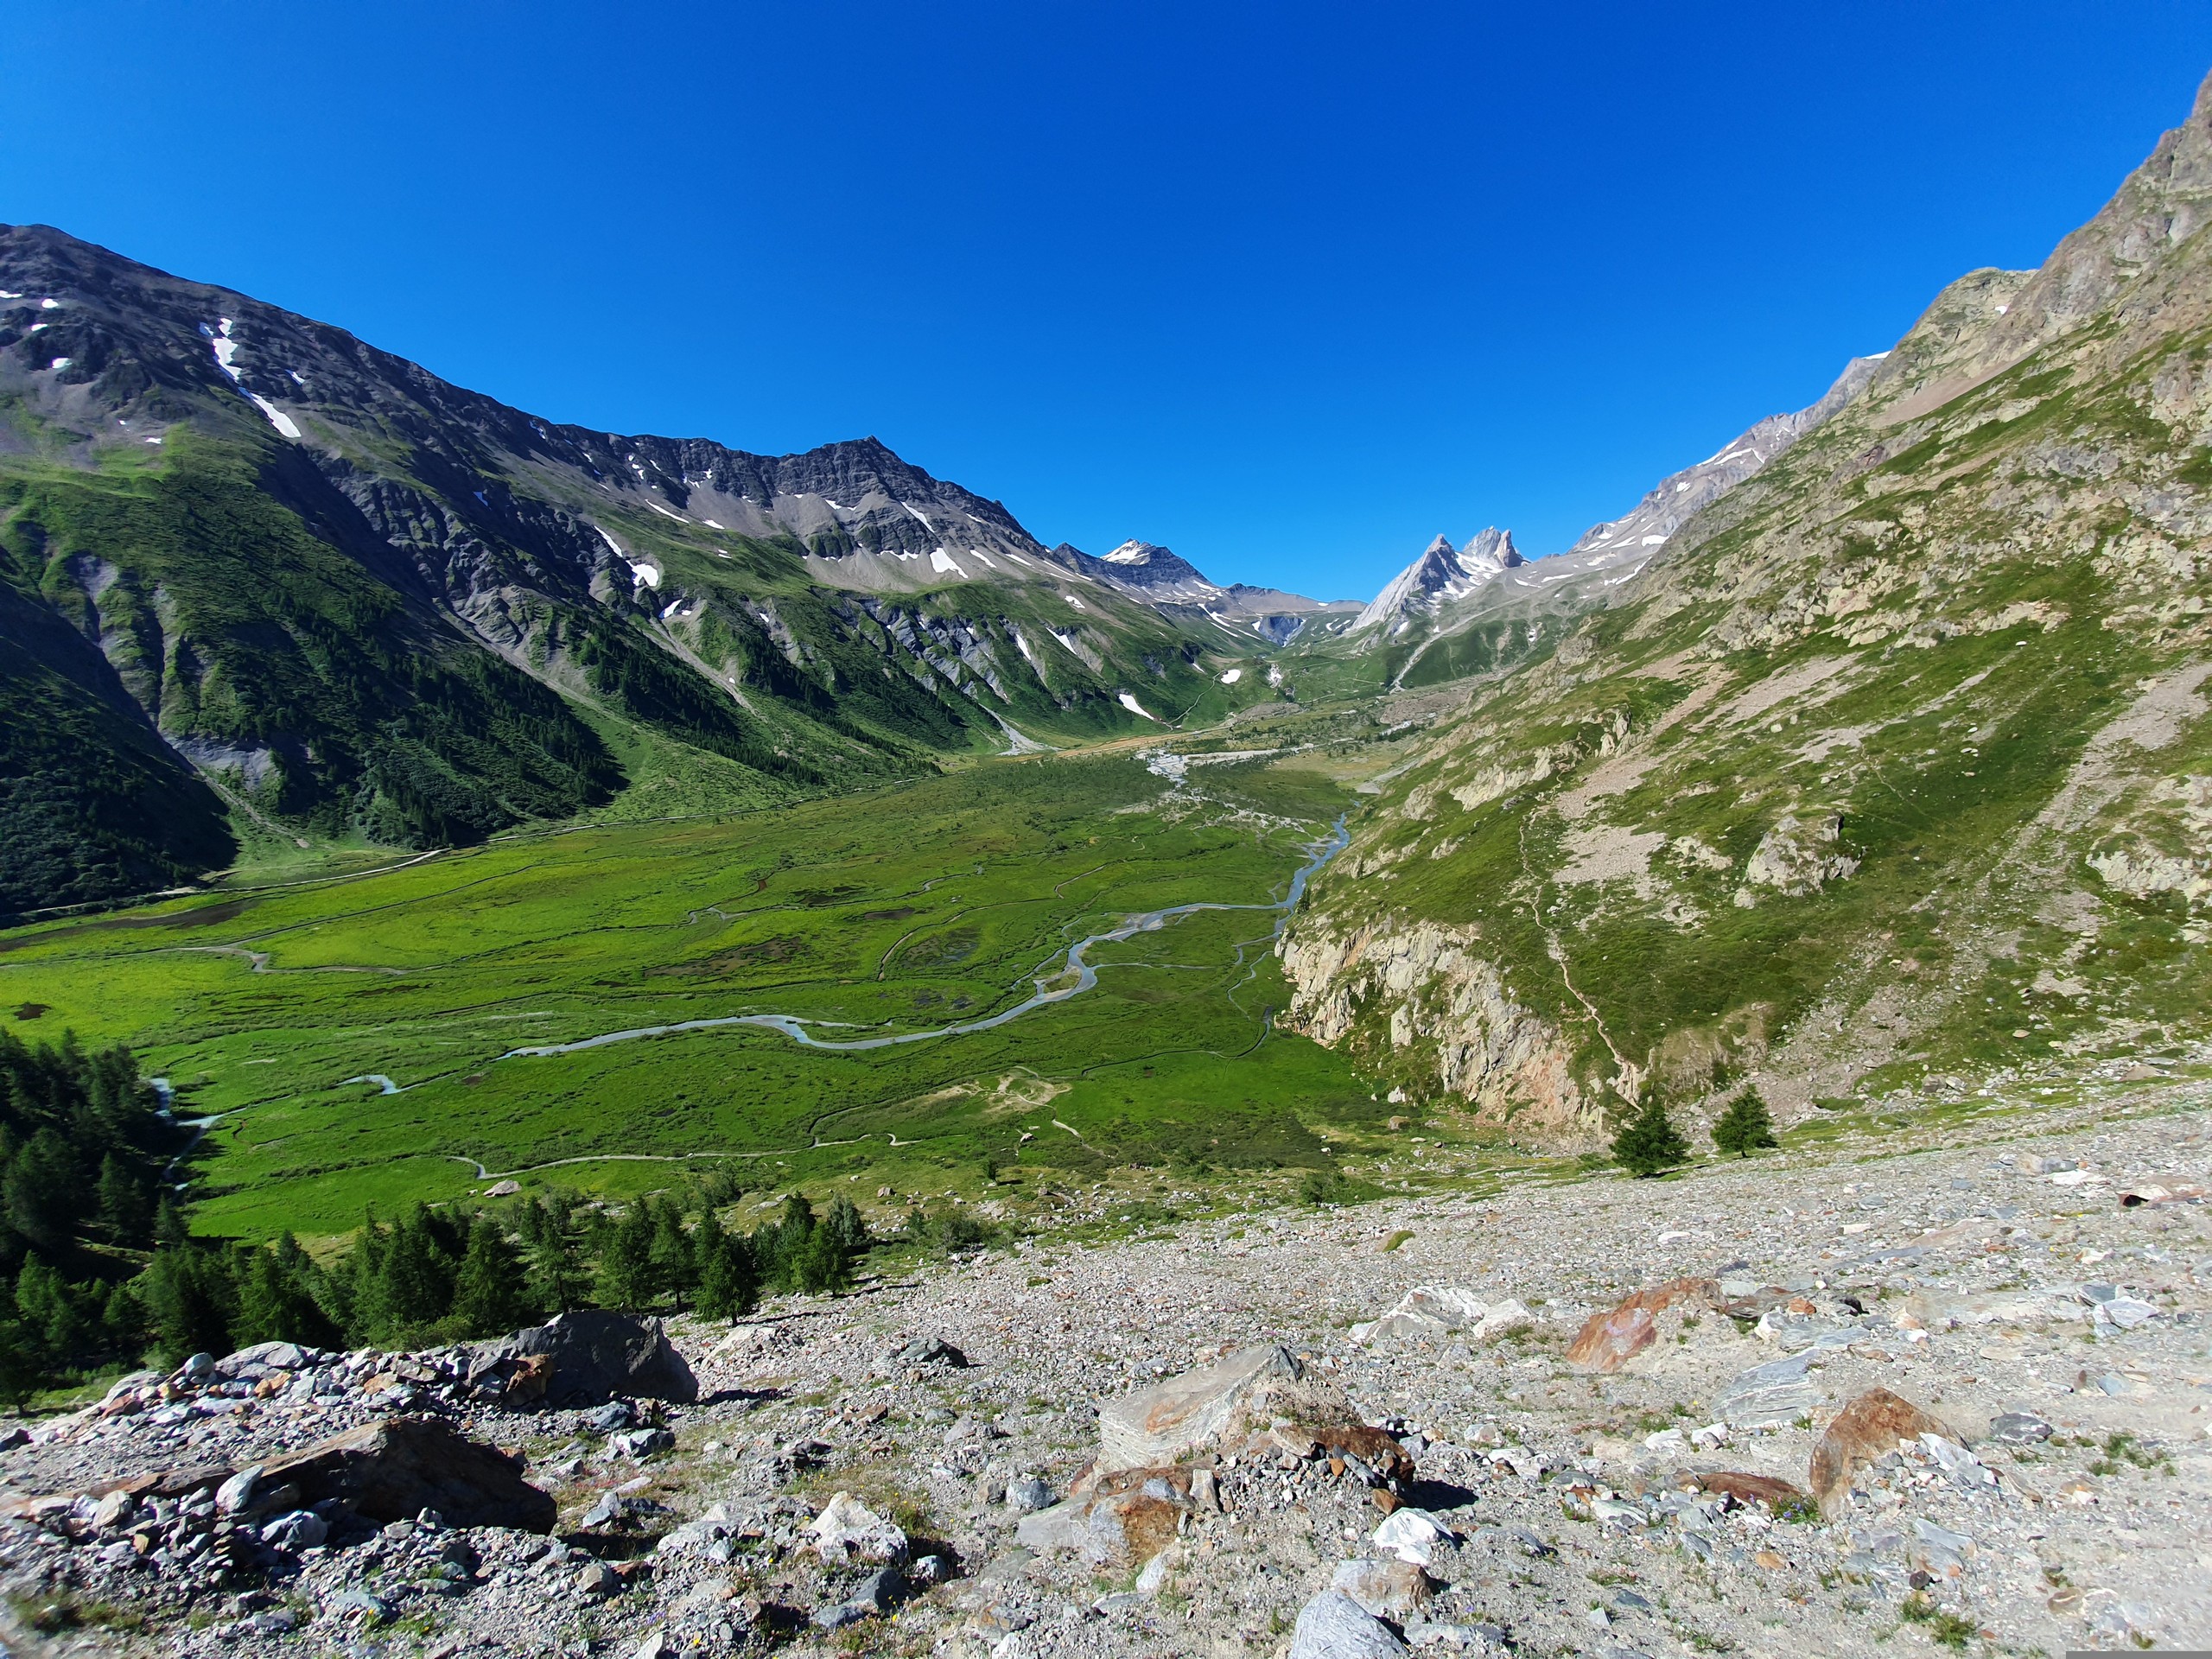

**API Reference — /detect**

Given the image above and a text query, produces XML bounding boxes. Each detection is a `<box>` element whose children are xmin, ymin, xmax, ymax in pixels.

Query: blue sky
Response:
<box><xmin>9</xmin><ymin>3</ymin><xmax>2211</xmax><ymax>600</ymax></box>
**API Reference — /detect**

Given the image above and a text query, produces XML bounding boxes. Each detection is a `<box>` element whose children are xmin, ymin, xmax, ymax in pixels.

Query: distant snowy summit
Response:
<box><xmin>1050</xmin><ymin>538</ymin><xmax>1362</xmax><ymax>644</ymax></box>
<box><xmin>1352</xmin><ymin>527</ymin><xmax>1522</xmax><ymax>634</ymax></box>
<box><xmin>1051</xmin><ymin>539</ymin><xmax>1223</xmax><ymax>601</ymax></box>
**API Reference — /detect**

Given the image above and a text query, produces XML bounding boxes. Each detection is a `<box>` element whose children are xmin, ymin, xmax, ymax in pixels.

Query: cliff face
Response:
<box><xmin>1280</xmin><ymin>72</ymin><xmax>2212</xmax><ymax>1149</ymax></box>
<box><xmin>1281</xmin><ymin>914</ymin><xmax>1604</xmax><ymax>1148</ymax></box>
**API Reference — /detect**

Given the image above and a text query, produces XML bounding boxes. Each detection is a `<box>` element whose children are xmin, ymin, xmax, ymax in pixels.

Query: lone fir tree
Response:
<box><xmin>1611</xmin><ymin>1096</ymin><xmax>1689</xmax><ymax>1178</ymax></box>
<box><xmin>1712</xmin><ymin>1090</ymin><xmax>1779</xmax><ymax>1159</ymax></box>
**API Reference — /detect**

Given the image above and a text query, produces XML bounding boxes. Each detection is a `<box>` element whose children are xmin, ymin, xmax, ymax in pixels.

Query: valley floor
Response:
<box><xmin>3</xmin><ymin>1083</ymin><xmax>2209</xmax><ymax>1656</ymax></box>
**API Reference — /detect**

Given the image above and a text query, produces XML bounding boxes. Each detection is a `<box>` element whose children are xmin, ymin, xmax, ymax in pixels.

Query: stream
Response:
<box><xmin>495</xmin><ymin>813</ymin><xmax>1349</xmax><ymax>1064</ymax></box>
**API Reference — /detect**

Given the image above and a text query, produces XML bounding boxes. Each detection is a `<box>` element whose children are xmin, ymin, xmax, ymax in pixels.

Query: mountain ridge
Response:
<box><xmin>0</xmin><ymin>226</ymin><xmax>1306</xmax><ymax>918</ymax></box>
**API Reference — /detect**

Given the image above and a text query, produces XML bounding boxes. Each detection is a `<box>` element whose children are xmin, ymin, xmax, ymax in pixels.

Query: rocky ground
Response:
<box><xmin>2</xmin><ymin>1085</ymin><xmax>2208</xmax><ymax>1659</ymax></box>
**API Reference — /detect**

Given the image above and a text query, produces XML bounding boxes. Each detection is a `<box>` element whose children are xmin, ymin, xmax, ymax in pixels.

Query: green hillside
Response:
<box><xmin>1278</xmin><ymin>80</ymin><xmax>2212</xmax><ymax>1149</ymax></box>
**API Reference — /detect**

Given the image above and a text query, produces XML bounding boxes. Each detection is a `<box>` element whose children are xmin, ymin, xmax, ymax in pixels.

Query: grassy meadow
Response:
<box><xmin>0</xmin><ymin>747</ymin><xmax>1389</xmax><ymax>1243</ymax></box>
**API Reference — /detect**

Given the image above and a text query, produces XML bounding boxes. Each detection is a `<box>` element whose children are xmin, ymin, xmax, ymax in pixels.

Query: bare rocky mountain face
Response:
<box><xmin>1351</xmin><ymin>531</ymin><xmax>1525</xmax><ymax>640</ymax></box>
<box><xmin>1</xmin><ymin>1088</ymin><xmax>2204</xmax><ymax>1655</ymax></box>
<box><xmin>1280</xmin><ymin>69</ymin><xmax>2212</xmax><ymax>1153</ymax></box>
<box><xmin>1556</xmin><ymin>354</ymin><xmax>1890</xmax><ymax>576</ymax></box>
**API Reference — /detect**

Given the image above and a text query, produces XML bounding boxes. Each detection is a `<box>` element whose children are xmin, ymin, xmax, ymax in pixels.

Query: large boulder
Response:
<box><xmin>1809</xmin><ymin>1389</ymin><xmax>1954</xmax><ymax>1518</ymax></box>
<box><xmin>1097</xmin><ymin>1345</ymin><xmax>1388</xmax><ymax>1476</ymax></box>
<box><xmin>472</xmin><ymin>1311</ymin><xmax>697</xmax><ymax>1408</ymax></box>
<box><xmin>1098</xmin><ymin>1344</ymin><xmax>1304</xmax><ymax>1471</ymax></box>
<box><xmin>1289</xmin><ymin>1590</ymin><xmax>1408</xmax><ymax>1658</ymax></box>
<box><xmin>1564</xmin><ymin>1276</ymin><xmax>1723</xmax><ymax>1373</ymax></box>
<box><xmin>259</xmin><ymin>1417</ymin><xmax>556</xmax><ymax>1532</ymax></box>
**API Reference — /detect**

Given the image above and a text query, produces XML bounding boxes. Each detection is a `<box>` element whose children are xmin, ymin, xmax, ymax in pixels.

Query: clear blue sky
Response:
<box><xmin>9</xmin><ymin>4</ymin><xmax>2211</xmax><ymax>600</ymax></box>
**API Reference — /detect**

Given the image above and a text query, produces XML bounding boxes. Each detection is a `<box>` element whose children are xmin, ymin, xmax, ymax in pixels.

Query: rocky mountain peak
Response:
<box><xmin>1460</xmin><ymin>526</ymin><xmax>1523</xmax><ymax>573</ymax></box>
<box><xmin>1351</xmin><ymin>525</ymin><xmax>1521</xmax><ymax>634</ymax></box>
<box><xmin>1046</xmin><ymin>539</ymin><xmax>1223</xmax><ymax>601</ymax></box>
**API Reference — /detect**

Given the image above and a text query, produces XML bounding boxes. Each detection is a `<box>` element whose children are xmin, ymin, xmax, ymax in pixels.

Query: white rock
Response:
<box><xmin>808</xmin><ymin>1491</ymin><xmax>907</xmax><ymax>1565</ymax></box>
<box><xmin>215</xmin><ymin>1465</ymin><xmax>264</xmax><ymax>1516</ymax></box>
<box><xmin>1372</xmin><ymin>1506</ymin><xmax>1452</xmax><ymax>1566</ymax></box>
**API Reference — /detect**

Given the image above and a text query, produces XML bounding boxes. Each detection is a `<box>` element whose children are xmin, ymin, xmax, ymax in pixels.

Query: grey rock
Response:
<box><xmin>214</xmin><ymin>1465</ymin><xmax>264</xmax><ymax>1516</ymax></box>
<box><xmin>484</xmin><ymin>1311</ymin><xmax>698</xmax><ymax>1407</ymax></box>
<box><xmin>1290</xmin><ymin>1589</ymin><xmax>1409</xmax><ymax>1658</ymax></box>
<box><xmin>587</xmin><ymin>1400</ymin><xmax>636</xmax><ymax>1434</ymax></box>
<box><xmin>850</xmin><ymin>1566</ymin><xmax>903</xmax><ymax>1611</ymax></box>
<box><xmin>1987</xmin><ymin>1411</ymin><xmax>2054</xmax><ymax>1446</ymax></box>
<box><xmin>259</xmin><ymin>1509</ymin><xmax>328</xmax><ymax>1551</ymax></box>
<box><xmin>1713</xmin><ymin>1351</ymin><xmax>1823</xmax><ymax>1427</ymax></box>
<box><xmin>1014</xmin><ymin>1497</ymin><xmax>1091</xmax><ymax>1551</ymax></box>
<box><xmin>326</xmin><ymin>1587</ymin><xmax>393</xmax><ymax>1623</ymax></box>
<box><xmin>1005</xmin><ymin>1476</ymin><xmax>1054</xmax><ymax>1514</ymax></box>
<box><xmin>883</xmin><ymin>1336</ymin><xmax>969</xmax><ymax>1370</ymax></box>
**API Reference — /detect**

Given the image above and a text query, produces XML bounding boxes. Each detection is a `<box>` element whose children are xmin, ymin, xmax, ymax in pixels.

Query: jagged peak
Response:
<box><xmin>1352</xmin><ymin>525</ymin><xmax>1520</xmax><ymax>632</ymax></box>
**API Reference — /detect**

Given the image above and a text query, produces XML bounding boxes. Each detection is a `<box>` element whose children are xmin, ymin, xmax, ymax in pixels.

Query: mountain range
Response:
<box><xmin>0</xmin><ymin>227</ymin><xmax>1357</xmax><ymax>918</ymax></box>
<box><xmin>0</xmin><ymin>213</ymin><xmax>1830</xmax><ymax>923</ymax></box>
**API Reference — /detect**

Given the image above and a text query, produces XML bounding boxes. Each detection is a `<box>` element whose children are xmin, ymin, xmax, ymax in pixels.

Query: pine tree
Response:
<box><xmin>234</xmin><ymin>1233</ymin><xmax>339</xmax><ymax>1348</ymax></box>
<box><xmin>378</xmin><ymin>1205</ymin><xmax>460</xmax><ymax>1334</ymax></box>
<box><xmin>1712</xmin><ymin>1090</ymin><xmax>1779</xmax><ymax>1159</ymax></box>
<box><xmin>694</xmin><ymin>1211</ymin><xmax>760</xmax><ymax>1324</ymax></box>
<box><xmin>518</xmin><ymin>1196</ymin><xmax>588</xmax><ymax>1314</ymax></box>
<box><xmin>1611</xmin><ymin>1097</ymin><xmax>1690</xmax><ymax>1179</ymax></box>
<box><xmin>15</xmin><ymin>1256</ymin><xmax>84</xmax><ymax>1359</ymax></box>
<box><xmin>0</xmin><ymin>1308</ymin><xmax>42</xmax><ymax>1408</ymax></box>
<box><xmin>757</xmin><ymin>1194</ymin><xmax>816</xmax><ymax>1293</ymax></box>
<box><xmin>154</xmin><ymin>1191</ymin><xmax>191</xmax><ymax>1250</ymax></box>
<box><xmin>822</xmin><ymin>1195</ymin><xmax>869</xmax><ymax>1259</ymax></box>
<box><xmin>138</xmin><ymin>1244</ymin><xmax>236</xmax><ymax>1361</ymax></box>
<box><xmin>598</xmin><ymin>1202</ymin><xmax>658</xmax><ymax>1311</ymax></box>
<box><xmin>793</xmin><ymin>1224</ymin><xmax>855</xmax><ymax>1294</ymax></box>
<box><xmin>647</xmin><ymin>1198</ymin><xmax>698</xmax><ymax>1310</ymax></box>
<box><xmin>97</xmin><ymin>1154</ymin><xmax>152</xmax><ymax>1245</ymax></box>
<box><xmin>3</xmin><ymin>1128</ymin><xmax>78</xmax><ymax>1251</ymax></box>
<box><xmin>450</xmin><ymin>1217</ymin><xmax>532</xmax><ymax>1337</ymax></box>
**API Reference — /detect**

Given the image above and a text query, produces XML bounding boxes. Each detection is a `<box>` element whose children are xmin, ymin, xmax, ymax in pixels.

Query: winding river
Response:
<box><xmin>495</xmin><ymin>813</ymin><xmax>1348</xmax><ymax>1064</ymax></box>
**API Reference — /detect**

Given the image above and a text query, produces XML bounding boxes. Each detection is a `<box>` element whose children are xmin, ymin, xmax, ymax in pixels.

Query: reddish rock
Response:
<box><xmin>1565</xmin><ymin>1277</ymin><xmax>1722</xmax><ymax>1373</ymax></box>
<box><xmin>1809</xmin><ymin>1389</ymin><xmax>1952</xmax><ymax>1518</ymax></box>
<box><xmin>1695</xmin><ymin>1471</ymin><xmax>1807</xmax><ymax>1509</ymax></box>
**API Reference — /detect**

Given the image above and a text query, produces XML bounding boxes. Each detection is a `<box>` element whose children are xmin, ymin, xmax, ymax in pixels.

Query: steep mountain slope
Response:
<box><xmin>0</xmin><ymin>228</ymin><xmax>1278</xmax><ymax>918</ymax></box>
<box><xmin>1559</xmin><ymin>355</ymin><xmax>1887</xmax><ymax>575</ymax></box>
<box><xmin>1280</xmin><ymin>70</ymin><xmax>2212</xmax><ymax>1150</ymax></box>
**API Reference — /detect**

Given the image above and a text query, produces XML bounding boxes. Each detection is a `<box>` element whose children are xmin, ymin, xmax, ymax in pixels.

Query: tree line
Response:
<box><xmin>0</xmin><ymin>1029</ymin><xmax>984</xmax><ymax>1406</ymax></box>
<box><xmin>132</xmin><ymin>1186</ymin><xmax>874</xmax><ymax>1369</ymax></box>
